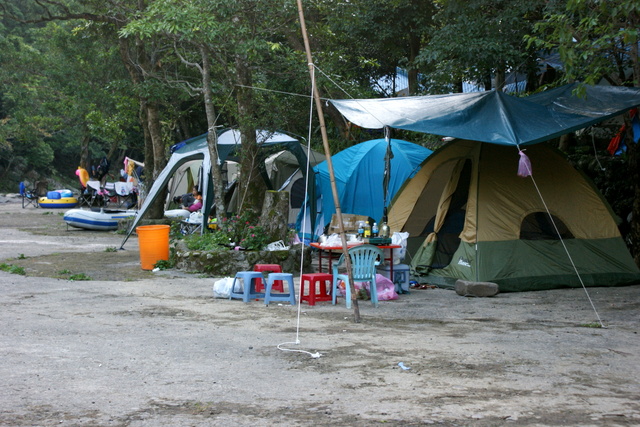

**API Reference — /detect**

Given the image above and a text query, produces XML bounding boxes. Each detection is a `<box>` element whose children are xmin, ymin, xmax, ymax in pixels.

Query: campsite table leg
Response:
<box><xmin>317</xmin><ymin>248</ymin><xmax>332</xmax><ymax>273</ymax></box>
<box><xmin>315</xmin><ymin>247</ymin><xmax>338</xmax><ymax>273</ymax></box>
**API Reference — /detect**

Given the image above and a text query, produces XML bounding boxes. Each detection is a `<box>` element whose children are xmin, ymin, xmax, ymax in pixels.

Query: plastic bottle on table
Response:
<box><xmin>380</xmin><ymin>221</ymin><xmax>390</xmax><ymax>238</ymax></box>
<box><xmin>364</xmin><ymin>221</ymin><xmax>371</xmax><ymax>238</ymax></box>
<box><xmin>372</xmin><ymin>222</ymin><xmax>379</xmax><ymax>237</ymax></box>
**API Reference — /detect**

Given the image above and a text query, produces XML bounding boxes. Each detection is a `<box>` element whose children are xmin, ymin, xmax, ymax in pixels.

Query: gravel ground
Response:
<box><xmin>0</xmin><ymin>197</ymin><xmax>639</xmax><ymax>426</ymax></box>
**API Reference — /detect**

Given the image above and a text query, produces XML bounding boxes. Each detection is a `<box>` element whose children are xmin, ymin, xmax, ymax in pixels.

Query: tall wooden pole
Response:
<box><xmin>296</xmin><ymin>0</ymin><xmax>361</xmax><ymax>322</ymax></box>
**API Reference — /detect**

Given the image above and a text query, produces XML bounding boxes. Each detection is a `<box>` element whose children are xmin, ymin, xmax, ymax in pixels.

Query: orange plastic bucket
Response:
<box><xmin>136</xmin><ymin>225</ymin><xmax>170</xmax><ymax>270</ymax></box>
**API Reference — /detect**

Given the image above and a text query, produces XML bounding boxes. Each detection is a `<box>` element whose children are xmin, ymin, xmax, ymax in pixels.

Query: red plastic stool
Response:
<box><xmin>300</xmin><ymin>273</ymin><xmax>333</xmax><ymax>306</ymax></box>
<box><xmin>253</xmin><ymin>264</ymin><xmax>283</xmax><ymax>292</ymax></box>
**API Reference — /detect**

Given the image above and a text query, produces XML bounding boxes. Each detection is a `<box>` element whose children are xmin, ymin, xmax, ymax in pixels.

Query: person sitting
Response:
<box><xmin>173</xmin><ymin>192</ymin><xmax>195</xmax><ymax>208</ymax></box>
<box><xmin>186</xmin><ymin>191</ymin><xmax>203</xmax><ymax>212</ymax></box>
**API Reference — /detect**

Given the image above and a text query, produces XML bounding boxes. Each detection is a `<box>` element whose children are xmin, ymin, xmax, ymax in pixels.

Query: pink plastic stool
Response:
<box><xmin>253</xmin><ymin>264</ymin><xmax>283</xmax><ymax>292</ymax></box>
<box><xmin>300</xmin><ymin>273</ymin><xmax>333</xmax><ymax>306</ymax></box>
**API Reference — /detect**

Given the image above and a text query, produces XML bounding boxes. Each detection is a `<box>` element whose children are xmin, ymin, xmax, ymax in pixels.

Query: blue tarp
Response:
<box><xmin>297</xmin><ymin>139</ymin><xmax>432</xmax><ymax>239</ymax></box>
<box><xmin>330</xmin><ymin>83</ymin><xmax>640</xmax><ymax>146</ymax></box>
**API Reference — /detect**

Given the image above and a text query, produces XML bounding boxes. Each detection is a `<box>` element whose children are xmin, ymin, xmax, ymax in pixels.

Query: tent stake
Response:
<box><xmin>296</xmin><ymin>0</ymin><xmax>360</xmax><ymax>323</ymax></box>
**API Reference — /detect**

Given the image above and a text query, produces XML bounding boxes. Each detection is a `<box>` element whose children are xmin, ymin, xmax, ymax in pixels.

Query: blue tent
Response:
<box><xmin>297</xmin><ymin>138</ymin><xmax>432</xmax><ymax>240</ymax></box>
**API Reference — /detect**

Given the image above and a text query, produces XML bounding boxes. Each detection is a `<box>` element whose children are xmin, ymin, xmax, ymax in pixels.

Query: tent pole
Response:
<box><xmin>296</xmin><ymin>0</ymin><xmax>360</xmax><ymax>323</ymax></box>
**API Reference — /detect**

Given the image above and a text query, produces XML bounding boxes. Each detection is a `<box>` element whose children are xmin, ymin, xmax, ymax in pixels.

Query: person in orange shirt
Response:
<box><xmin>76</xmin><ymin>166</ymin><xmax>89</xmax><ymax>188</ymax></box>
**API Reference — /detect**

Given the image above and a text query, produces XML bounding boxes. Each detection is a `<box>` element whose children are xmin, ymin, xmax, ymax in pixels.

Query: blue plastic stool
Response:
<box><xmin>264</xmin><ymin>272</ymin><xmax>296</xmax><ymax>305</ymax></box>
<box><xmin>229</xmin><ymin>271</ymin><xmax>265</xmax><ymax>303</ymax></box>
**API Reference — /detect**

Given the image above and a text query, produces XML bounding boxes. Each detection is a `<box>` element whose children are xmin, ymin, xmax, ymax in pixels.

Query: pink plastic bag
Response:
<box><xmin>338</xmin><ymin>274</ymin><xmax>398</xmax><ymax>301</ymax></box>
<box><xmin>374</xmin><ymin>274</ymin><xmax>399</xmax><ymax>301</ymax></box>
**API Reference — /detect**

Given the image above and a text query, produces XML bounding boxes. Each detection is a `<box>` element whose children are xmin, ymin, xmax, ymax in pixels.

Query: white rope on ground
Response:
<box><xmin>277</xmin><ymin>341</ymin><xmax>321</xmax><ymax>358</ymax></box>
<box><xmin>517</xmin><ymin>145</ymin><xmax>606</xmax><ymax>328</ymax></box>
<box><xmin>276</xmin><ymin>65</ymin><xmax>323</xmax><ymax>359</ymax></box>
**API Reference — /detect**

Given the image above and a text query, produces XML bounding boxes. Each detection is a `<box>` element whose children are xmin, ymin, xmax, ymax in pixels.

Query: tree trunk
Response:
<box><xmin>139</xmin><ymin>101</ymin><xmax>154</xmax><ymax>187</ymax></box>
<box><xmin>118</xmin><ymin>36</ymin><xmax>166</xmax><ymax>219</ymax></box>
<box><xmin>494</xmin><ymin>67</ymin><xmax>505</xmax><ymax>91</ymax></box>
<box><xmin>201</xmin><ymin>45</ymin><xmax>227</xmax><ymax>219</ymax></box>
<box><xmin>235</xmin><ymin>54</ymin><xmax>267</xmax><ymax>212</ymax></box>
<box><xmin>79</xmin><ymin>131</ymin><xmax>91</xmax><ymax>172</ymax></box>
<box><xmin>259</xmin><ymin>191</ymin><xmax>290</xmax><ymax>243</ymax></box>
<box><xmin>144</xmin><ymin>101</ymin><xmax>166</xmax><ymax>218</ymax></box>
<box><xmin>407</xmin><ymin>29</ymin><xmax>421</xmax><ymax>95</ymax></box>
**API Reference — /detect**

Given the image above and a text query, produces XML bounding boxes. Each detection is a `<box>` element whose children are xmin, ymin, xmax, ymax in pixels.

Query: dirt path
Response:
<box><xmin>0</xmin><ymin>198</ymin><xmax>639</xmax><ymax>426</ymax></box>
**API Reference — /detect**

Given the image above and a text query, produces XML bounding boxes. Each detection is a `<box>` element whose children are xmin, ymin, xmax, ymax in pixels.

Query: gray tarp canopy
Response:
<box><xmin>330</xmin><ymin>83</ymin><xmax>640</xmax><ymax>146</ymax></box>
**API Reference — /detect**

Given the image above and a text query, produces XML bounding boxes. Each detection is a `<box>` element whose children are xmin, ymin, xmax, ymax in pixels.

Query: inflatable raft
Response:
<box><xmin>38</xmin><ymin>189</ymin><xmax>78</xmax><ymax>208</ymax></box>
<box><xmin>64</xmin><ymin>208</ymin><xmax>137</xmax><ymax>231</ymax></box>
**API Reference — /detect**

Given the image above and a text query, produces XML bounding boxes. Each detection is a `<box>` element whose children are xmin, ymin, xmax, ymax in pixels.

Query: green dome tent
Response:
<box><xmin>387</xmin><ymin>140</ymin><xmax>639</xmax><ymax>291</ymax></box>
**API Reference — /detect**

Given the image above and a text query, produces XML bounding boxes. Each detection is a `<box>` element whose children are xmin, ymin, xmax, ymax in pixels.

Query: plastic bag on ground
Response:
<box><xmin>374</xmin><ymin>274</ymin><xmax>399</xmax><ymax>301</ymax></box>
<box><xmin>212</xmin><ymin>277</ymin><xmax>237</xmax><ymax>298</ymax></box>
<box><xmin>336</xmin><ymin>274</ymin><xmax>398</xmax><ymax>301</ymax></box>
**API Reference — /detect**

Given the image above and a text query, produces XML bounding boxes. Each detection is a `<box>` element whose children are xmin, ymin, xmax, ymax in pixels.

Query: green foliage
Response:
<box><xmin>0</xmin><ymin>263</ymin><xmax>26</xmax><ymax>275</ymax></box>
<box><xmin>528</xmin><ymin>0</ymin><xmax>640</xmax><ymax>86</ymax></box>
<box><xmin>218</xmin><ymin>209</ymin><xmax>261</xmax><ymax>245</ymax></box>
<box><xmin>0</xmin><ymin>12</ymin><xmax>142</xmax><ymax>187</ymax></box>
<box><xmin>54</xmin><ymin>269</ymin><xmax>91</xmax><ymax>280</ymax></box>
<box><xmin>182</xmin><ymin>209</ymin><xmax>271</xmax><ymax>251</ymax></box>
<box><xmin>105</xmin><ymin>246</ymin><xmax>117</xmax><ymax>252</ymax></box>
<box><xmin>153</xmin><ymin>259</ymin><xmax>173</xmax><ymax>270</ymax></box>
<box><xmin>311</xmin><ymin>0</ymin><xmax>436</xmax><ymax>97</ymax></box>
<box><xmin>68</xmin><ymin>273</ymin><xmax>92</xmax><ymax>281</ymax></box>
<box><xmin>579</xmin><ymin>322</ymin><xmax>603</xmax><ymax>329</ymax></box>
<box><xmin>169</xmin><ymin>221</ymin><xmax>185</xmax><ymax>240</ymax></box>
<box><xmin>420</xmin><ymin>0</ymin><xmax>546</xmax><ymax>92</ymax></box>
<box><xmin>183</xmin><ymin>231</ymin><xmax>231</xmax><ymax>251</ymax></box>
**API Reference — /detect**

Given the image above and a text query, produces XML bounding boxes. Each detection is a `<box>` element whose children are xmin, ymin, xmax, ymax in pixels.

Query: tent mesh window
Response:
<box><xmin>290</xmin><ymin>178</ymin><xmax>306</xmax><ymax>209</ymax></box>
<box><xmin>430</xmin><ymin>159</ymin><xmax>472</xmax><ymax>268</ymax></box>
<box><xmin>519</xmin><ymin>212</ymin><xmax>574</xmax><ymax>240</ymax></box>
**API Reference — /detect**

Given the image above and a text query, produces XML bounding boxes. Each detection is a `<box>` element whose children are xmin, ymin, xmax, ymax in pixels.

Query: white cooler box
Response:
<box><xmin>377</xmin><ymin>263</ymin><xmax>411</xmax><ymax>294</ymax></box>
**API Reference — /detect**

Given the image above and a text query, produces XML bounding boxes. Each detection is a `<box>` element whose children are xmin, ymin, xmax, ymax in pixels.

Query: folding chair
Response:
<box><xmin>114</xmin><ymin>182</ymin><xmax>136</xmax><ymax>208</ymax></box>
<box><xmin>78</xmin><ymin>180</ymin><xmax>107</xmax><ymax>208</ymax></box>
<box><xmin>19</xmin><ymin>182</ymin><xmax>39</xmax><ymax>208</ymax></box>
